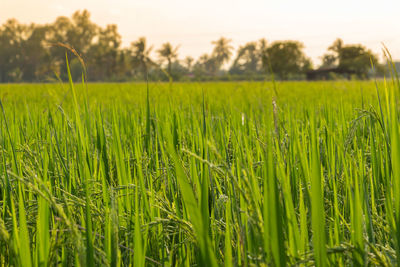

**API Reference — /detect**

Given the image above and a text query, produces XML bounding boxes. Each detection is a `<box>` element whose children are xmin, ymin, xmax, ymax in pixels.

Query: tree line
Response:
<box><xmin>0</xmin><ymin>10</ymin><xmax>386</xmax><ymax>83</ymax></box>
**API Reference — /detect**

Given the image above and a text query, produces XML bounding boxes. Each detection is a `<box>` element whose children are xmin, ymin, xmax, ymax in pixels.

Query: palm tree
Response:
<box><xmin>211</xmin><ymin>37</ymin><xmax>233</xmax><ymax>72</ymax></box>
<box><xmin>157</xmin><ymin>42</ymin><xmax>179</xmax><ymax>75</ymax></box>
<box><xmin>130</xmin><ymin>37</ymin><xmax>154</xmax><ymax>78</ymax></box>
<box><xmin>258</xmin><ymin>38</ymin><xmax>269</xmax><ymax>72</ymax></box>
<box><xmin>183</xmin><ymin>56</ymin><xmax>194</xmax><ymax>72</ymax></box>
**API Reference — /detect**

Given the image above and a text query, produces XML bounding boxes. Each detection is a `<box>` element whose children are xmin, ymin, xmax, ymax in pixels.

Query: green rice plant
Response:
<box><xmin>1</xmin><ymin>63</ymin><xmax>400</xmax><ymax>266</ymax></box>
<box><xmin>310</xmin><ymin>114</ymin><xmax>327</xmax><ymax>267</ymax></box>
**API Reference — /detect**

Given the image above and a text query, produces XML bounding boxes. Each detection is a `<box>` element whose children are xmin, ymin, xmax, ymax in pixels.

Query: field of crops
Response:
<box><xmin>1</xmin><ymin>75</ymin><xmax>400</xmax><ymax>266</ymax></box>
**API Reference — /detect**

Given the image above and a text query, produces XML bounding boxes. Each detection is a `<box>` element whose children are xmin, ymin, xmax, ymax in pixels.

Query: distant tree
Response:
<box><xmin>21</xmin><ymin>24</ymin><xmax>52</xmax><ymax>81</ymax></box>
<box><xmin>320</xmin><ymin>54</ymin><xmax>337</xmax><ymax>68</ymax></box>
<box><xmin>87</xmin><ymin>24</ymin><xmax>121</xmax><ymax>80</ymax></box>
<box><xmin>339</xmin><ymin>46</ymin><xmax>378</xmax><ymax>77</ymax></box>
<box><xmin>329</xmin><ymin>38</ymin><xmax>344</xmax><ymax>54</ymax></box>
<box><xmin>265</xmin><ymin>41</ymin><xmax>311</xmax><ymax>79</ymax></box>
<box><xmin>321</xmin><ymin>38</ymin><xmax>379</xmax><ymax>78</ymax></box>
<box><xmin>157</xmin><ymin>42</ymin><xmax>179</xmax><ymax>75</ymax></box>
<box><xmin>130</xmin><ymin>37</ymin><xmax>154</xmax><ymax>79</ymax></box>
<box><xmin>258</xmin><ymin>38</ymin><xmax>269</xmax><ymax>73</ymax></box>
<box><xmin>168</xmin><ymin>61</ymin><xmax>187</xmax><ymax>80</ymax></box>
<box><xmin>230</xmin><ymin>42</ymin><xmax>260</xmax><ymax>75</ymax></box>
<box><xmin>68</xmin><ymin>10</ymin><xmax>98</xmax><ymax>54</ymax></box>
<box><xmin>192</xmin><ymin>53</ymin><xmax>219</xmax><ymax>78</ymax></box>
<box><xmin>0</xmin><ymin>10</ymin><xmax>386</xmax><ymax>82</ymax></box>
<box><xmin>320</xmin><ymin>38</ymin><xmax>343</xmax><ymax>68</ymax></box>
<box><xmin>0</xmin><ymin>19</ymin><xmax>52</xmax><ymax>82</ymax></box>
<box><xmin>46</xmin><ymin>11</ymin><xmax>97</xmax><ymax>80</ymax></box>
<box><xmin>0</xmin><ymin>19</ymin><xmax>24</xmax><ymax>82</ymax></box>
<box><xmin>48</xmin><ymin>16</ymin><xmax>72</xmax><ymax>44</ymax></box>
<box><xmin>46</xmin><ymin>16</ymin><xmax>73</xmax><ymax>77</ymax></box>
<box><xmin>192</xmin><ymin>54</ymin><xmax>208</xmax><ymax>78</ymax></box>
<box><xmin>211</xmin><ymin>37</ymin><xmax>233</xmax><ymax>73</ymax></box>
<box><xmin>116</xmin><ymin>48</ymin><xmax>133</xmax><ymax>80</ymax></box>
<box><xmin>183</xmin><ymin>56</ymin><xmax>194</xmax><ymax>72</ymax></box>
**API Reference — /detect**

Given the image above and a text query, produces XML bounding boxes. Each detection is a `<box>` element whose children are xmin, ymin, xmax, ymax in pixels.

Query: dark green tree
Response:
<box><xmin>193</xmin><ymin>54</ymin><xmax>219</xmax><ymax>78</ymax></box>
<box><xmin>258</xmin><ymin>38</ymin><xmax>269</xmax><ymax>73</ymax></box>
<box><xmin>0</xmin><ymin>10</ymin><xmax>387</xmax><ymax>82</ymax></box>
<box><xmin>87</xmin><ymin>24</ymin><xmax>122</xmax><ymax>80</ymax></box>
<box><xmin>0</xmin><ymin>19</ymin><xmax>25</xmax><ymax>82</ymax></box>
<box><xmin>130</xmin><ymin>37</ymin><xmax>154</xmax><ymax>79</ymax></box>
<box><xmin>68</xmin><ymin>10</ymin><xmax>98</xmax><ymax>54</ymax></box>
<box><xmin>21</xmin><ymin>24</ymin><xmax>52</xmax><ymax>81</ymax></box>
<box><xmin>266</xmin><ymin>41</ymin><xmax>311</xmax><ymax>79</ymax></box>
<box><xmin>47</xmin><ymin>11</ymin><xmax>97</xmax><ymax>79</ymax></box>
<box><xmin>230</xmin><ymin>42</ymin><xmax>260</xmax><ymax>75</ymax></box>
<box><xmin>321</xmin><ymin>38</ymin><xmax>379</xmax><ymax>78</ymax></box>
<box><xmin>157</xmin><ymin>42</ymin><xmax>179</xmax><ymax>75</ymax></box>
<box><xmin>183</xmin><ymin>56</ymin><xmax>194</xmax><ymax>72</ymax></box>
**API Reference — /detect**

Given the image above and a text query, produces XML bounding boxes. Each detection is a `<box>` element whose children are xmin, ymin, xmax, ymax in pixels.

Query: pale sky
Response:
<box><xmin>1</xmin><ymin>0</ymin><xmax>400</xmax><ymax>65</ymax></box>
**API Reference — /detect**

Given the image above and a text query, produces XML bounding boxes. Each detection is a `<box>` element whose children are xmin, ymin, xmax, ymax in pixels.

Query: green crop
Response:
<box><xmin>0</xmin><ymin>64</ymin><xmax>400</xmax><ymax>266</ymax></box>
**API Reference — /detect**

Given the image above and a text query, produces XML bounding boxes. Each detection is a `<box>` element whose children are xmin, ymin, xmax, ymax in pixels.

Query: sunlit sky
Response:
<box><xmin>2</xmin><ymin>0</ymin><xmax>400</xmax><ymax>65</ymax></box>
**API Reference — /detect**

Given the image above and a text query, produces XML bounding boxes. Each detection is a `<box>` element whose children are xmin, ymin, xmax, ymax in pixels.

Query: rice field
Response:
<box><xmin>1</xmin><ymin>72</ymin><xmax>400</xmax><ymax>266</ymax></box>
